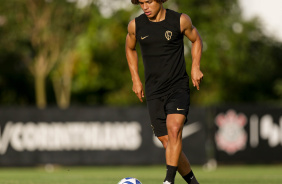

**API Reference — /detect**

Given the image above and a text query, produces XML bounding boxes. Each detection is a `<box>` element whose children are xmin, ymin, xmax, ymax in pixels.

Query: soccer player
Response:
<box><xmin>125</xmin><ymin>0</ymin><xmax>203</xmax><ymax>183</ymax></box>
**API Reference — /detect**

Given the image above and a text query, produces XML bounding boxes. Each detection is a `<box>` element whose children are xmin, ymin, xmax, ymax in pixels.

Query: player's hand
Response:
<box><xmin>191</xmin><ymin>68</ymin><xmax>203</xmax><ymax>90</ymax></box>
<box><xmin>132</xmin><ymin>81</ymin><xmax>144</xmax><ymax>102</ymax></box>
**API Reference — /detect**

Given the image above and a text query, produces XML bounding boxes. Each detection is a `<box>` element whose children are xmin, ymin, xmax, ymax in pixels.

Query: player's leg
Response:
<box><xmin>162</xmin><ymin>113</ymin><xmax>185</xmax><ymax>183</ymax></box>
<box><xmin>166</xmin><ymin>113</ymin><xmax>185</xmax><ymax>165</ymax></box>
<box><xmin>158</xmin><ymin>135</ymin><xmax>192</xmax><ymax>174</ymax></box>
<box><xmin>178</xmin><ymin>151</ymin><xmax>199</xmax><ymax>184</ymax></box>
<box><xmin>162</xmin><ymin>89</ymin><xmax>189</xmax><ymax>183</ymax></box>
<box><xmin>158</xmin><ymin>134</ymin><xmax>199</xmax><ymax>184</ymax></box>
<box><xmin>162</xmin><ymin>88</ymin><xmax>199</xmax><ymax>184</ymax></box>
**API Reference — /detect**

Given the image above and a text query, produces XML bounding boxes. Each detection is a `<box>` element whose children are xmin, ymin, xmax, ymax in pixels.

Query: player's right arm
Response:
<box><xmin>125</xmin><ymin>19</ymin><xmax>144</xmax><ymax>102</ymax></box>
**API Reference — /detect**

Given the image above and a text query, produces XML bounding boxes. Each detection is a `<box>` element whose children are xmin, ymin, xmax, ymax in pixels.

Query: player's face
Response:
<box><xmin>138</xmin><ymin>0</ymin><xmax>162</xmax><ymax>19</ymax></box>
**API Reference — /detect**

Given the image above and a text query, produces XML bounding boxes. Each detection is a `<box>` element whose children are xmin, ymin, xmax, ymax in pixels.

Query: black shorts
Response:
<box><xmin>147</xmin><ymin>88</ymin><xmax>190</xmax><ymax>137</ymax></box>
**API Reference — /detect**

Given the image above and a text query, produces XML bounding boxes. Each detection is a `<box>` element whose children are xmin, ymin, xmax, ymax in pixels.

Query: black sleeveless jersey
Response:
<box><xmin>135</xmin><ymin>9</ymin><xmax>189</xmax><ymax>100</ymax></box>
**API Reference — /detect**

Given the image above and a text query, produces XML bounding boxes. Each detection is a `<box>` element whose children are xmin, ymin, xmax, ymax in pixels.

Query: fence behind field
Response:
<box><xmin>0</xmin><ymin>106</ymin><xmax>281</xmax><ymax>166</ymax></box>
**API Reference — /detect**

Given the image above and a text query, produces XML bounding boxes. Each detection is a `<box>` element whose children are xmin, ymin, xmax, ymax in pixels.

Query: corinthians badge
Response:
<box><xmin>215</xmin><ymin>109</ymin><xmax>247</xmax><ymax>155</ymax></box>
<box><xmin>165</xmin><ymin>30</ymin><xmax>172</xmax><ymax>40</ymax></box>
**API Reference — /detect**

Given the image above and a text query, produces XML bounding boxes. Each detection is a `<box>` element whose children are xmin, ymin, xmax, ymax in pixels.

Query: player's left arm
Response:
<box><xmin>180</xmin><ymin>13</ymin><xmax>203</xmax><ymax>90</ymax></box>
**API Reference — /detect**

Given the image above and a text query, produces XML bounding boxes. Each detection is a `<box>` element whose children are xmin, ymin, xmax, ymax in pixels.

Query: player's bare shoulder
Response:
<box><xmin>127</xmin><ymin>19</ymin><xmax>136</xmax><ymax>37</ymax></box>
<box><xmin>180</xmin><ymin>13</ymin><xmax>193</xmax><ymax>34</ymax></box>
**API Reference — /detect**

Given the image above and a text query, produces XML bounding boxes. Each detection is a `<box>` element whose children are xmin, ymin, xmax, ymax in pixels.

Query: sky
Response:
<box><xmin>238</xmin><ymin>0</ymin><xmax>282</xmax><ymax>41</ymax></box>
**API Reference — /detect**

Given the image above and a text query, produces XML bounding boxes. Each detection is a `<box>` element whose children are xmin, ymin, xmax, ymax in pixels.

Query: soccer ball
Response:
<box><xmin>118</xmin><ymin>177</ymin><xmax>142</xmax><ymax>184</ymax></box>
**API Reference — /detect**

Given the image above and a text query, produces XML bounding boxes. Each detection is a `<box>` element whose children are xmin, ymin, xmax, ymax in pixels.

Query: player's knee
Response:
<box><xmin>167</xmin><ymin>125</ymin><xmax>183</xmax><ymax>140</ymax></box>
<box><xmin>167</xmin><ymin>117</ymin><xmax>184</xmax><ymax>132</ymax></box>
<box><xmin>158</xmin><ymin>136</ymin><xmax>168</xmax><ymax>149</ymax></box>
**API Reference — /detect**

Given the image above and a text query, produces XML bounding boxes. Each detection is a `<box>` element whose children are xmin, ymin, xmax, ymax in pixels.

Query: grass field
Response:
<box><xmin>0</xmin><ymin>165</ymin><xmax>282</xmax><ymax>184</ymax></box>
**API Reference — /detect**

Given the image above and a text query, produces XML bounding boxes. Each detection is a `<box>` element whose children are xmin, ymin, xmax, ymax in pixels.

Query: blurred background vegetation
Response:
<box><xmin>0</xmin><ymin>0</ymin><xmax>281</xmax><ymax>109</ymax></box>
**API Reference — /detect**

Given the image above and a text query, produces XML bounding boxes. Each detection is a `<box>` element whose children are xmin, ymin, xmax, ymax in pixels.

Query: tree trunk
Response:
<box><xmin>52</xmin><ymin>53</ymin><xmax>75</xmax><ymax>109</ymax></box>
<box><xmin>35</xmin><ymin>74</ymin><xmax>46</xmax><ymax>109</ymax></box>
<box><xmin>53</xmin><ymin>78</ymin><xmax>70</xmax><ymax>109</ymax></box>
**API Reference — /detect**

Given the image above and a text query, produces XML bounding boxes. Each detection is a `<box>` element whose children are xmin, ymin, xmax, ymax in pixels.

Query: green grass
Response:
<box><xmin>0</xmin><ymin>165</ymin><xmax>282</xmax><ymax>184</ymax></box>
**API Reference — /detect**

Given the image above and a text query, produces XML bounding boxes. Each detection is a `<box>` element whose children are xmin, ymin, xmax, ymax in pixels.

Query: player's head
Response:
<box><xmin>131</xmin><ymin>0</ymin><xmax>168</xmax><ymax>5</ymax></box>
<box><xmin>132</xmin><ymin>0</ymin><xmax>167</xmax><ymax>19</ymax></box>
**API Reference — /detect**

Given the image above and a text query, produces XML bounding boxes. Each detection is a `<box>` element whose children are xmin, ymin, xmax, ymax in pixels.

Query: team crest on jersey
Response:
<box><xmin>165</xmin><ymin>30</ymin><xmax>172</xmax><ymax>40</ymax></box>
<box><xmin>215</xmin><ymin>109</ymin><xmax>247</xmax><ymax>155</ymax></box>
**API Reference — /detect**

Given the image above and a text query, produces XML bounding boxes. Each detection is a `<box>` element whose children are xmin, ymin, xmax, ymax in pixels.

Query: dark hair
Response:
<box><xmin>131</xmin><ymin>0</ymin><xmax>168</xmax><ymax>5</ymax></box>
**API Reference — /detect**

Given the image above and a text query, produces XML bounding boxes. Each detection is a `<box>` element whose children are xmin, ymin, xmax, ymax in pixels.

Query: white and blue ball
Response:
<box><xmin>118</xmin><ymin>177</ymin><xmax>142</xmax><ymax>184</ymax></box>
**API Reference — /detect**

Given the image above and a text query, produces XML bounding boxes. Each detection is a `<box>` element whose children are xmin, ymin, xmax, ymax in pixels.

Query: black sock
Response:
<box><xmin>183</xmin><ymin>170</ymin><xmax>199</xmax><ymax>184</ymax></box>
<box><xmin>164</xmin><ymin>165</ymin><xmax>178</xmax><ymax>183</ymax></box>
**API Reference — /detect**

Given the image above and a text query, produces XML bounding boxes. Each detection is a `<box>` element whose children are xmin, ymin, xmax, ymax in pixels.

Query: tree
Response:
<box><xmin>0</xmin><ymin>0</ymin><xmax>281</xmax><ymax>107</ymax></box>
<box><xmin>70</xmin><ymin>8</ymin><xmax>140</xmax><ymax>105</ymax></box>
<box><xmin>0</xmin><ymin>0</ymin><xmax>93</xmax><ymax>108</ymax></box>
<box><xmin>167</xmin><ymin>0</ymin><xmax>282</xmax><ymax>105</ymax></box>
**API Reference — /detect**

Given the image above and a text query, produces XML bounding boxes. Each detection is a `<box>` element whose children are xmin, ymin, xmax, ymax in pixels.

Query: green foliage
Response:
<box><xmin>172</xmin><ymin>0</ymin><xmax>282</xmax><ymax>105</ymax></box>
<box><xmin>70</xmin><ymin>8</ymin><xmax>139</xmax><ymax>105</ymax></box>
<box><xmin>0</xmin><ymin>0</ymin><xmax>281</xmax><ymax>106</ymax></box>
